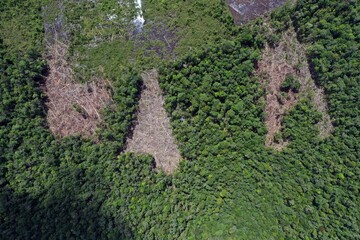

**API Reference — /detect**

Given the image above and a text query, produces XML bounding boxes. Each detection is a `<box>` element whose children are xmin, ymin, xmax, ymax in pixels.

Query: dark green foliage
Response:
<box><xmin>99</xmin><ymin>69</ymin><xmax>142</xmax><ymax>151</ymax></box>
<box><xmin>159</xmin><ymin>36</ymin><xmax>265</xmax><ymax>160</ymax></box>
<box><xmin>282</xmin><ymin>99</ymin><xmax>322</xmax><ymax>142</ymax></box>
<box><xmin>294</xmin><ymin>0</ymin><xmax>360</xmax><ymax>137</ymax></box>
<box><xmin>281</xmin><ymin>73</ymin><xmax>301</xmax><ymax>93</ymax></box>
<box><xmin>269</xmin><ymin>2</ymin><xmax>294</xmax><ymax>32</ymax></box>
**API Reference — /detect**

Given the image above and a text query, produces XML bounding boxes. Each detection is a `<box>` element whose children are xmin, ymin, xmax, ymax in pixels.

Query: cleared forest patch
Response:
<box><xmin>43</xmin><ymin>40</ymin><xmax>111</xmax><ymax>138</ymax></box>
<box><xmin>42</xmin><ymin>4</ymin><xmax>113</xmax><ymax>138</ymax></box>
<box><xmin>125</xmin><ymin>69</ymin><xmax>181</xmax><ymax>174</ymax></box>
<box><xmin>257</xmin><ymin>27</ymin><xmax>333</xmax><ymax>149</ymax></box>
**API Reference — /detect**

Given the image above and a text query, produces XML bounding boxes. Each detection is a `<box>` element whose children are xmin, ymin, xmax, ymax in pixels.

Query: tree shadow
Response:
<box><xmin>0</xmin><ymin>177</ymin><xmax>134</xmax><ymax>239</ymax></box>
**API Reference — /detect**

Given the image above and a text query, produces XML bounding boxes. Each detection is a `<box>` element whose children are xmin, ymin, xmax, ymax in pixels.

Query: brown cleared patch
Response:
<box><xmin>125</xmin><ymin>69</ymin><xmax>181</xmax><ymax>174</ymax></box>
<box><xmin>257</xmin><ymin>27</ymin><xmax>333</xmax><ymax>149</ymax></box>
<box><xmin>313</xmin><ymin>87</ymin><xmax>333</xmax><ymax>138</ymax></box>
<box><xmin>44</xmin><ymin>40</ymin><xmax>112</xmax><ymax>138</ymax></box>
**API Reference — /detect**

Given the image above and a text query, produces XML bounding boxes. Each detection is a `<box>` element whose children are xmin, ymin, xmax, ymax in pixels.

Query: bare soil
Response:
<box><xmin>226</xmin><ymin>0</ymin><xmax>286</xmax><ymax>24</ymax></box>
<box><xmin>44</xmin><ymin>40</ymin><xmax>111</xmax><ymax>138</ymax></box>
<box><xmin>125</xmin><ymin>69</ymin><xmax>181</xmax><ymax>174</ymax></box>
<box><xmin>257</xmin><ymin>27</ymin><xmax>333</xmax><ymax>149</ymax></box>
<box><xmin>134</xmin><ymin>21</ymin><xmax>179</xmax><ymax>60</ymax></box>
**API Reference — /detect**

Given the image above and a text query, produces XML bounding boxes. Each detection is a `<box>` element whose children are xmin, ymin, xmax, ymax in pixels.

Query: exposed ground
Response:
<box><xmin>43</xmin><ymin>22</ymin><xmax>111</xmax><ymax>138</ymax></box>
<box><xmin>257</xmin><ymin>26</ymin><xmax>333</xmax><ymax>149</ymax></box>
<box><xmin>125</xmin><ymin>69</ymin><xmax>181</xmax><ymax>174</ymax></box>
<box><xmin>134</xmin><ymin>21</ymin><xmax>179</xmax><ymax>60</ymax></box>
<box><xmin>226</xmin><ymin>0</ymin><xmax>286</xmax><ymax>24</ymax></box>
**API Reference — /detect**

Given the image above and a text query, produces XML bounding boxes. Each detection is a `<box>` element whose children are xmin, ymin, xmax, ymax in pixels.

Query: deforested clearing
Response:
<box><xmin>257</xmin><ymin>27</ymin><xmax>333</xmax><ymax>149</ymax></box>
<box><xmin>44</xmin><ymin>39</ymin><xmax>112</xmax><ymax>138</ymax></box>
<box><xmin>125</xmin><ymin>69</ymin><xmax>181</xmax><ymax>174</ymax></box>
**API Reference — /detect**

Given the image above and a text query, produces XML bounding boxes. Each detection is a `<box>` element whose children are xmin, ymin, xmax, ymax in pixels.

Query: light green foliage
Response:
<box><xmin>0</xmin><ymin>0</ymin><xmax>47</xmax><ymax>53</ymax></box>
<box><xmin>143</xmin><ymin>0</ymin><xmax>235</xmax><ymax>55</ymax></box>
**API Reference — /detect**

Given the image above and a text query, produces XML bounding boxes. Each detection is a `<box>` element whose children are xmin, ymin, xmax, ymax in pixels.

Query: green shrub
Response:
<box><xmin>281</xmin><ymin>74</ymin><xmax>301</xmax><ymax>93</ymax></box>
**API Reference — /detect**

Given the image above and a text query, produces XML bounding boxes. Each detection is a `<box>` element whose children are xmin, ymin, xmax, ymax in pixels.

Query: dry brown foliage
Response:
<box><xmin>125</xmin><ymin>69</ymin><xmax>181</xmax><ymax>174</ymax></box>
<box><xmin>44</xmin><ymin>40</ymin><xmax>111</xmax><ymax>138</ymax></box>
<box><xmin>257</xmin><ymin>27</ymin><xmax>333</xmax><ymax>150</ymax></box>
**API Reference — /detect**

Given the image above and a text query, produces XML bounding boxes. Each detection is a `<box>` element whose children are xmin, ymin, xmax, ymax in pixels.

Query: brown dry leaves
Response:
<box><xmin>257</xmin><ymin>27</ymin><xmax>333</xmax><ymax>150</ymax></box>
<box><xmin>44</xmin><ymin>40</ymin><xmax>111</xmax><ymax>138</ymax></box>
<box><xmin>125</xmin><ymin>69</ymin><xmax>181</xmax><ymax>174</ymax></box>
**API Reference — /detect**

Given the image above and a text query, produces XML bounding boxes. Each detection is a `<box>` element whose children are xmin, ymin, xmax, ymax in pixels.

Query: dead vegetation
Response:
<box><xmin>125</xmin><ymin>69</ymin><xmax>181</xmax><ymax>174</ymax></box>
<box><xmin>43</xmin><ymin>32</ymin><xmax>111</xmax><ymax>138</ymax></box>
<box><xmin>257</xmin><ymin>26</ymin><xmax>333</xmax><ymax>150</ymax></box>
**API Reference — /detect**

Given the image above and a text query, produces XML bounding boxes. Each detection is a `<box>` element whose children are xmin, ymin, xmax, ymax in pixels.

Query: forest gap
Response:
<box><xmin>125</xmin><ymin>69</ymin><xmax>181</xmax><ymax>174</ymax></box>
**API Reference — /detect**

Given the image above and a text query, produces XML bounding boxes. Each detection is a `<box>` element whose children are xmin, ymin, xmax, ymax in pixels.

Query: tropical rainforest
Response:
<box><xmin>0</xmin><ymin>0</ymin><xmax>359</xmax><ymax>239</ymax></box>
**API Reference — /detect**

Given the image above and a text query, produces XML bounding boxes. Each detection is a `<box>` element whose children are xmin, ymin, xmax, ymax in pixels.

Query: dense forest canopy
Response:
<box><xmin>0</xmin><ymin>0</ymin><xmax>359</xmax><ymax>239</ymax></box>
